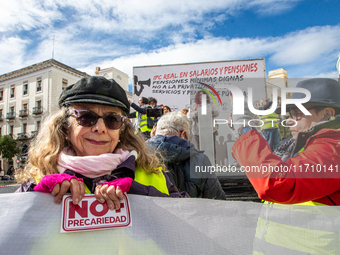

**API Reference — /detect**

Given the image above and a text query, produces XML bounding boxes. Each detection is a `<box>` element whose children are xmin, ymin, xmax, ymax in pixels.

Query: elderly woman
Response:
<box><xmin>16</xmin><ymin>76</ymin><xmax>183</xmax><ymax>210</ymax></box>
<box><xmin>232</xmin><ymin>78</ymin><xmax>340</xmax><ymax>205</ymax></box>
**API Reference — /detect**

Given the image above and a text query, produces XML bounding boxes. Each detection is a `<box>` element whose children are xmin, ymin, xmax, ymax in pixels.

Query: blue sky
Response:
<box><xmin>1</xmin><ymin>0</ymin><xmax>340</xmax><ymax>85</ymax></box>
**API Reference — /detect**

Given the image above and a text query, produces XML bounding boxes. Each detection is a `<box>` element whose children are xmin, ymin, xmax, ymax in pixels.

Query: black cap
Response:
<box><xmin>275</xmin><ymin>78</ymin><xmax>340</xmax><ymax>114</ymax></box>
<box><xmin>58</xmin><ymin>76</ymin><xmax>130</xmax><ymax>114</ymax></box>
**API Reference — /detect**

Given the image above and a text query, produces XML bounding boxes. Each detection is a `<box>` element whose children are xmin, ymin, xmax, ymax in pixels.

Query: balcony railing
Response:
<box><xmin>6</xmin><ymin>112</ymin><xmax>15</xmax><ymax>120</ymax></box>
<box><xmin>31</xmin><ymin>130</ymin><xmax>38</xmax><ymax>138</ymax></box>
<box><xmin>19</xmin><ymin>109</ymin><xmax>28</xmax><ymax>117</ymax></box>
<box><xmin>17</xmin><ymin>132</ymin><xmax>29</xmax><ymax>140</ymax></box>
<box><xmin>32</xmin><ymin>106</ymin><xmax>43</xmax><ymax>115</ymax></box>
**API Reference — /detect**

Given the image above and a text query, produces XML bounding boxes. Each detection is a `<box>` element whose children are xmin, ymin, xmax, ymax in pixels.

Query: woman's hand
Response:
<box><xmin>34</xmin><ymin>173</ymin><xmax>85</xmax><ymax>205</ymax></box>
<box><xmin>94</xmin><ymin>177</ymin><xmax>133</xmax><ymax>210</ymax></box>
<box><xmin>95</xmin><ymin>185</ymin><xmax>124</xmax><ymax>211</ymax></box>
<box><xmin>52</xmin><ymin>178</ymin><xmax>85</xmax><ymax>205</ymax></box>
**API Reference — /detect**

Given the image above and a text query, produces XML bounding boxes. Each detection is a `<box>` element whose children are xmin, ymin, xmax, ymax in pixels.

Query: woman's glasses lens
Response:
<box><xmin>289</xmin><ymin>110</ymin><xmax>297</xmax><ymax>119</ymax></box>
<box><xmin>289</xmin><ymin>107</ymin><xmax>316</xmax><ymax>120</ymax></box>
<box><xmin>74</xmin><ymin>110</ymin><xmax>123</xmax><ymax>130</ymax></box>
<box><xmin>105</xmin><ymin>114</ymin><xmax>121</xmax><ymax>129</ymax></box>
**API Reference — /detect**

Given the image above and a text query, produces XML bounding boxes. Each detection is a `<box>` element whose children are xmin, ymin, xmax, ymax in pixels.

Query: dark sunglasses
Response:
<box><xmin>288</xmin><ymin>107</ymin><xmax>317</xmax><ymax>121</ymax></box>
<box><xmin>72</xmin><ymin>110</ymin><xmax>126</xmax><ymax>130</ymax></box>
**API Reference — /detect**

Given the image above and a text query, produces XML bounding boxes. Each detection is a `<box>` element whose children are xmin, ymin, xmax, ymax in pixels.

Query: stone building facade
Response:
<box><xmin>0</xmin><ymin>59</ymin><xmax>89</xmax><ymax>170</ymax></box>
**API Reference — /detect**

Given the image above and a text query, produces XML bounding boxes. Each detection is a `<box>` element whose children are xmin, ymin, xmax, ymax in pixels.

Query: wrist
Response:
<box><xmin>238</xmin><ymin>126</ymin><xmax>252</xmax><ymax>136</ymax></box>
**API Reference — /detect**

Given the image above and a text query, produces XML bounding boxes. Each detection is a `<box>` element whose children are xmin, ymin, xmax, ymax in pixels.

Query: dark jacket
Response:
<box><xmin>148</xmin><ymin>135</ymin><xmax>226</xmax><ymax>200</ymax></box>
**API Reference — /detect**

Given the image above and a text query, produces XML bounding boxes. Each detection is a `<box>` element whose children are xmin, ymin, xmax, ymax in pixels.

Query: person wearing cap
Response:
<box><xmin>233</xmin><ymin>78</ymin><xmax>340</xmax><ymax>204</ymax></box>
<box><xmin>128</xmin><ymin>97</ymin><xmax>154</xmax><ymax>139</ymax></box>
<box><xmin>15</xmin><ymin>76</ymin><xmax>186</xmax><ymax>210</ymax></box>
<box><xmin>232</xmin><ymin>78</ymin><xmax>340</xmax><ymax>253</ymax></box>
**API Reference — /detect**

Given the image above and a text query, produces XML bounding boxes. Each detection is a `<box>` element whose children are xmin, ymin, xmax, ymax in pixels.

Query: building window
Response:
<box><xmin>0</xmin><ymin>109</ymin><xmax>2</xmax><ymax>119</ymax></box>
<box><xmin>36</xmin><ymin>77</ymin><xmax>42</xmax><ymax>92</ymax></box>
<box><xmin>36</xmin><ymin>120</ymin><xmax>41</xmax><ymax>131</ymax></box>
<box><xmin>36</xmin><ymin>100</ymin><xmax>41</xmax><ymax>108</ymax></box>
<box><xmin>22</xmin><ymin>123</ymin><xmax>27</xmax><ymax>134</ymax></box>
<box><xmin>9</xmin><ymin>125</ymin><xmax>14</xmax><ymax>136</ymax></box>
<box><xmin>116</xmin><ymin>75</ymin><xmax>121</xmax><ymax>80</ymax></box>
<box><xmin>0</xmin><ymin>127</ymin><xmax>2</xmax><ymax>136</ymax></box>
<box><xmin>62</xmin><ymin>78</ymin><xmax>68</xmax><ymax>90</ymax></box>
<box><xmin>0</xmin><ymin>90</ymin><xmax>3</xmax><ymax>101</ymax></box>
<box><xmin>23</xmin><ymin>81</ymin><xmax>28</xmax><ymax>95</ymax></box>
<box><xmin>10</xmin><ymin>106</ymin><xmax>14</xmax><ymax>113</ymax></box>
<box><xmin>10</xmin><ymin>86</ymin><xmax>15</xmax><ymax>98</ymax></box>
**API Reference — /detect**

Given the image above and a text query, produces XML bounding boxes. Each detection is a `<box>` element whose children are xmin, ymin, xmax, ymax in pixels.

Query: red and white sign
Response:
<box><xmin>61</xmin><ymin>194</ymin><xmax>132</xmax><ymax>233</ymax></box>
<box><xmin>133</xmin><ymin>59</ymin><xmax>266</xmax><ymax>111</ymax></box>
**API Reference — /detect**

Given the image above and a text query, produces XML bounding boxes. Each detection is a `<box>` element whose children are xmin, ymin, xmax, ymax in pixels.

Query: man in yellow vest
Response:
<box><xmin>128</xmin><ymin>97</ymin><xmax>153</xmax><ymax>139</ymax></box>
<box><xmin>259</xmin><ymin>98</ymin><xmax>280</xmax><ymax>151</ymax></box>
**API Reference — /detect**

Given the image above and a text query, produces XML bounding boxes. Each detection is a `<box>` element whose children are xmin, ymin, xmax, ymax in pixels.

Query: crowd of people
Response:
<box><xmin>10</xmin><ymin>75</ymin><xmax>340</xmax><ymax>253</ymax></box>
<box><xmin>13</xmin><ymin>76</ymin><xmax>340</xmax><ymax>210</ymax></box>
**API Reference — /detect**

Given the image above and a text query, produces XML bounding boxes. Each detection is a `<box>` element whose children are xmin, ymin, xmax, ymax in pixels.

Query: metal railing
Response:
<box><xmin>32</xmin><ymin>106</ymin><xmax>43</xmax><ymax>115</ymax></box>
<box><xmin>19</xmin><ymin>109</ymin><xmax>28</xmax><ymax>117</ymax></box>
<box><xmin>6</xmin><ymin>112</ymin><xmax>15</xmax><ymax>119</ymax></box>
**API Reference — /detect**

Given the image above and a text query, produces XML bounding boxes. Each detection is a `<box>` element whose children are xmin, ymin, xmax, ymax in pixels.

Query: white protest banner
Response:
<box><xmin>133</xmin><ymin>59</ymin><xmax>266</xmax><ymax>111</ymax></box>
<box><xmin>61</xmin><ymin>194</ymin><xmax>131</xmax><ymax>233</ymax></box>
<box><xmin>1</xmin><ymin>192</ymin><xmax>340</xmax><ymax>254</ymax></box>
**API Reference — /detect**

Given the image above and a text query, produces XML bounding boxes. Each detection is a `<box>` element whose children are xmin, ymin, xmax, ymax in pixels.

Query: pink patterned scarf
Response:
<box><xmin>57</xmin><ymin>147</ymin><xmax>131</xmax><ymax>178</ymax></box>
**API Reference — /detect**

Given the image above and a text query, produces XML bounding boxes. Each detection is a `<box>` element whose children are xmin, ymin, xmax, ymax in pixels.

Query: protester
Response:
<box><xmin>162</xmin><ymin>105</ymin><xmax>171</xmax><ymax>114</ymax></box>
<box><xmin>148</xmin><ymin>97</ymin><xmax>158</xmax><ymax>109</ymax></box>
<box><xmin>258</xmin><ymin>98</ymin><xmax>280</xmax><ymax>151</ymax></box>
<box><xmin>147</xmin><ymin>96</ymin><xmax>164</xmax><ymax>124</ymax></box>
<box><xmin>232</xmin><ymin>78</ymin><xmax>340</xmax><ymax>254</ymax></box>
<box><xmin>148</xmin><ymin>111</ymin><xmax>226</xmax><ymax>200</ymax></box>
<box><xmin>16</xmin><ymin>76</ymin><xmax>186</xmax><ymax>209</ymax></box>
<box><xmin>128</xmin><ymin>97</ymin><xmax>153</xmax><ymax>139</ymax></box>
<box><xmin>232</xmin><ymin>78</ymin><xmax>340</xmax><ymax>205</ymax></box>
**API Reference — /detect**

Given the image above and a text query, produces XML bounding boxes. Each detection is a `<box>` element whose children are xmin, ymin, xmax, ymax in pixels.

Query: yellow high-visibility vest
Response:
<box><xmin>258</xmin><ymin>112</ymin><xmax>279</xmax><ymax>130</ymax></box>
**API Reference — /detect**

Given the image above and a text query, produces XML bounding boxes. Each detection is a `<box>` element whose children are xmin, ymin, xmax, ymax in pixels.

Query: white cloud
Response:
<box><xmin>0</xmin><ymin>0</ymin><xmax>299</xmax><ymax>36</ymax></box>
<box><xmin>0</xmin><ymin>37</ymin><xmax>28</xmax><ymax>74</ymax></box>
<box><xmin>76</xmin><ymin>25</ymin><xmax>340</xmax><ymax>84</ymax></box>
<box><xmin>269</xmin><ymin>26</ymin><xmax>340</xmax><ymax>66</ymax></box>
<box><xmin>248</xmin><ymin>0</ymin><xmax>301</xmax><ymax>15</ymax></box>
<box><xmin>1</xmin><ymin>0</ymin><xmax>338</xmax><ymax>81</ymax></box>
<box><xmin>0</xmin><ymin>0</ymin><xmax>60</xmax><ymax>32</ymax></box>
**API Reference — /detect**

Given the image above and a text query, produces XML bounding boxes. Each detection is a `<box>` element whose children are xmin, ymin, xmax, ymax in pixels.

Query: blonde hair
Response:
<box><xmin>16</xmin><ymin>105</ymin><xmax>163</xmax><ymax>183</ymax></box>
